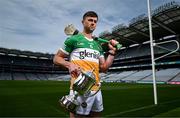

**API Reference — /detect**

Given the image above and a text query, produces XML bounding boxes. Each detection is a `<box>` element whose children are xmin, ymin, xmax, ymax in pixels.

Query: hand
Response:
<box><xmin>68</xmin><ymin>63</ymin><xmax>81</xmax><ymax>78</ymax></box>
<box><xmin>108</xmin><ymin>39</ymin><xmax>119</xmax><ymax>55</ymax></box>
<box><xmin>109</xmin><ymin>39</ymin><xmax>119</xmax><ymax>47</ymax></box>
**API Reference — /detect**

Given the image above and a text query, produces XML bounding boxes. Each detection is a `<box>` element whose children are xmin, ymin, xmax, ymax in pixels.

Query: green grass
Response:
<box><xmin>0</xmin><ymin>80</ymin><xmax>180</xmax><ymax>117</ymax></box>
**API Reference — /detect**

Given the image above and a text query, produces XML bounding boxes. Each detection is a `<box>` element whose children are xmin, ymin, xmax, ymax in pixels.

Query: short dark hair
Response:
<box><xmin>83</xmin><ymin>11</ymin><xmax>98</xmax><ymax>20</ymax></box>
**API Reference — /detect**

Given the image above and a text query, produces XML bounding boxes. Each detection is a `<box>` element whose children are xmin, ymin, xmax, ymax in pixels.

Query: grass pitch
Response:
<box><xmin>0</xmin><ymin>80</ymin><xmax>180</xmax><ymax>117</ymax></box>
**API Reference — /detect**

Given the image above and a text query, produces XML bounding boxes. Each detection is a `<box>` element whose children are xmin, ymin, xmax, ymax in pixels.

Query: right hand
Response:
<box><xmin>68</xmin><ymin>63</ymin><xmax>81</xmax><ymax>78</ymax></box>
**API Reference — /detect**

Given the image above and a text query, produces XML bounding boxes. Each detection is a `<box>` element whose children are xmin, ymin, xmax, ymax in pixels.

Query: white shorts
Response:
<box><xmin>69</xmin><ymin>90</ymin><xmax>104</xmax><ymax>115</ymax></box>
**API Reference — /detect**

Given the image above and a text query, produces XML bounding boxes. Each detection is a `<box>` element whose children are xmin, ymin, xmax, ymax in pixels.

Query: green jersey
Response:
<box><xmin>60</xmin><ymin>34</ymin><xmax>104</xmax><ymax>91</ymax></box>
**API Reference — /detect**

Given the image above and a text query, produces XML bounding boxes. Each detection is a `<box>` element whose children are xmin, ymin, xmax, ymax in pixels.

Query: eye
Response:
<box><xmin>88</xmin><ymin>19</ymin><xmax>93</xmax><ymax>22</ymax></box>
<box><xmin>88</xmin><ymin>19</ymin><xmax>97</xmax><ymax>23</ymax></box>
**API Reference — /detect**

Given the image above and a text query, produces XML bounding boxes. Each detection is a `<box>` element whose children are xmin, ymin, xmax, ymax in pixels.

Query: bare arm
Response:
<box><xmin>99</xmin><ymin>55</ymin><xmax>115</xmax><ymax>73</ymax></box>
<box><xmin>53</xmin><ymin>50</ymin><xmax>71</xmax><ymax>68</ymax></box>
<box><xmin>99</xmin><ymin>39</ymin><xmax>118</xmax><ymax>73</ymax></box>
<box><xmin>53</xmin><ymin>50</ymin><xmax>80</xmax><ymax>78</ymax></box>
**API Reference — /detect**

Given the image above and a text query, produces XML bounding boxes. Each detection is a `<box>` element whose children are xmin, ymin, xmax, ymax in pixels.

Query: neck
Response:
<box><xmin>82</xmin><ymin>30</ymin><xmax>93</xmax><ymax>39</ymax></box>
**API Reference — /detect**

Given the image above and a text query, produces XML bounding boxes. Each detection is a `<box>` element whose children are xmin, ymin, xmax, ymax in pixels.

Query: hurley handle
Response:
<box><xmin>94</xmin><ymin>37</ymin><xmax>122</xmax><ymax>50</ymax></box>
<box><xmin>64</xmin><ymin>24</ymin><xmax>122</xmax><ymax>50</ymax></box>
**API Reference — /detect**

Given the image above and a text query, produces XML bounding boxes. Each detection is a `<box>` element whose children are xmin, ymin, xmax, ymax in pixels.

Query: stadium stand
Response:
<box><xmin>25</xmin><ymin>73</ymin><xmax>39</xmax><ymax>80</ymax></box>
<box><xmin>0</xmin><ymin>72</ymin><xmax>12</xmax><ymax>80</ymax></box>
<box><xmin>100</xmin><ymin>1</ymin><xmax>180</xmax><ymax>84</ymax></box>
<box><xmin>121</xmin><ymin>70</ymin><xmax>152</xmax><ymax>82</ymax></box>
<box><xmin>138</xmin><ymin>68</ymin><xmax>180</xmax><ymax>83</ymax></box>
<box><xmin>171</xmin><ymin>70</ymin><xmax>180</xmax><ymax>81</ymax></box>
<box><xmin>0</xmin><ymin>1</ymin><xmax>180</xmax><ymax>84</ymax></box>
<box><xmin>103</xmin><ymin>71</ymin><xmax>136</xmax><ymax>82</ymax></box>
<box><xmin>13</xmin><ymin>73</ymin><xmax>27</xmax><ymax>80</ymax></box>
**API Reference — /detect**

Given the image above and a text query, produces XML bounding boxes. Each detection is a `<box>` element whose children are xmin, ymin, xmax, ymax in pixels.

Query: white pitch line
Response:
<box><xmin>106</xmin><ymin>99</ymin><xmax>180</xmax><ymax>117</ymax></box>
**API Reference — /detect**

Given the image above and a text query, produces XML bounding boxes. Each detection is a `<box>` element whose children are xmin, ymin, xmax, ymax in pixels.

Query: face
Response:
<box><xmin>82</xmin><ymin>16</ymin><xmax>98</xmax><ymax>33</ymax></box>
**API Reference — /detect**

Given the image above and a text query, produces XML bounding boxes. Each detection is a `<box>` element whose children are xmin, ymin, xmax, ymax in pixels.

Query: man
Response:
<box><xmin>53</xmin><ymin>11</ymin><xmax>119</xmax><ymax>117</ymax></box>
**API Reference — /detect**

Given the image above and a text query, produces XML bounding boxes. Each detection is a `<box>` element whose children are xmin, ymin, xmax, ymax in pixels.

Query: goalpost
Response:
<box><xmin>147</xmin><ymin>0</ymin><xmax>158</xmax><ymax>105</ymax></box>
<box><xmin>147</xmin><ymin>0</ymin><xmax>180</xmax><ymax>105</ymax></box>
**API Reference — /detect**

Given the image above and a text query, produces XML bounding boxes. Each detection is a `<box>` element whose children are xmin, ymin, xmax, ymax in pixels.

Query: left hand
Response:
<box><xmin>110</xmin><ymin>39</ymin><xmax>119</xmax><ymax>47</ymax></box>
<box><xmin>108</xmin><ymin>39</ymin><xmax>119</xmax><ymax>54</ymax></box>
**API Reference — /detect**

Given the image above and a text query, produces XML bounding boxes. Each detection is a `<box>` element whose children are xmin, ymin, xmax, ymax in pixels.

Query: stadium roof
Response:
<box><xmin>0</xmin><ymin>47</ymin><xmax>54</xmax><ymax>59</ymax></box>
<box><xmin>0</xmin><ymin>1</ymin><xmax>179</xmax><ymax>59</ymax></box>
<box><xmin>99</xmin><ymin>1</ymin><xmax>180</xmax><ymax>48</ymax></box>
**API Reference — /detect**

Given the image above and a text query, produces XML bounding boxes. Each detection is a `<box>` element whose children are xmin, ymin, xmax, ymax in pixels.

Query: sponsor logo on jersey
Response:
<box><xmin>77</xmin><ymin>42</ymin><xmax>84</xmax><ymax>46</ymax></box>
<box><xmin>79</xmin><ymin>49</ymin><xmax>100</xmax><ymax>59</ymax></box>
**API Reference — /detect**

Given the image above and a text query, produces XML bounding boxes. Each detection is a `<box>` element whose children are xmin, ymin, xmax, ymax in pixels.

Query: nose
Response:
<box><xmin>91</xmin><ymin>23</ymin><xmax>95</xmax><ymax>26</ymax></box>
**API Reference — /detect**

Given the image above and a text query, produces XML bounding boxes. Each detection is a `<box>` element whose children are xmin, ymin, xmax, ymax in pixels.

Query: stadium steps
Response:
<box><xmin>169</xmin><ymin>70</ymin><xmax>180</xmax><ymax>82</ymax></box>
<box><xmin>101</xmin><ymin>71</ymin><xmax>135</xmax><ymax>82</ymax></box>
<box><xmin>168</xmin><ymin>72</ymin><xmax>180</xmax><ymax>82</ymax></box>
<box><xmin>0</xmin><ymin>72</ymin><xmax>12</xmax><ymax>80</ymax></box>
<box><xmin>36</xmin><ymin>73</ymin><xmax>48</xmax><ymax>80</ymax></box>
<box><xmin>139</xmin><ymin>68</ymin><xmax>179</xmax><ymax>83</ymax></box>
<box><xmin>25</xmin><ymin>73</ymin><xmax>39</xmax><ymax>80</ymax></box>
<box><xmin>24</xmin><ymin>73</ymin><xmax>29</xmax><ymax>80</ymax></box>
<box><xmin>115</xmin><ymin>71</ymin><xmax>138</xmax><ymax>82</ymax></box>
<box><xmin>13</xmin><ymin>73</ymin><xmax>27</xmax><ymax>80</ymax></box>
<box><xmin>137</xmin><ymin>73</ymin><xmax>152</xmax><ymax>82</ymax></box>
<box><xmin>122</xmin><ymin>70</ymin><xmax>152</xmax><ymax>82</ymax></box>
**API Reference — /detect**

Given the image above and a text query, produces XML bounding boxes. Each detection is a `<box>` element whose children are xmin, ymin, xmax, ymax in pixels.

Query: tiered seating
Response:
<box><xmin>25</xmin><ymin>73</ymin><xmax>39</xmax><ymax>80</ymax></box>
<box><xmin>100</xmin><ymin>68</ymin><xmax>179</xmax><ymax>84</ymax></box>
<box><xmin>103</xmin><ymin>72</ymin><xmax>121</xmax><ymax>82</ymax></box>
<box><xmin>100</xmin><ymin>73</ymin><xmax>108</xmax><ymax>80</ymax></box>
<box><xmin>36</xmin><ymin>74</ymin><xmax>48</xmax><ymax>80</ymax></box>
<box><xmin>139</xmin><ymin>68</ymin><xmax>180</xmax><ymax>83</ymax></box>
<box><xmin>13</xmin><ymin>73</ymin><xmax>27</xmax><ymax>80</ymax></box>
<box><xmin>0</xmin><ymin>72</ymin><xmax>12</xmax><ymax>80</ymax></box>
<box><xmin>122</xmin><ymin>70</ymin><xmax>152</xmax><ymax>82</ymax></box>
<box><xmin>116</xmin><ymin>40</ymin><xmax>179</xmax><ymax>60</ymax></box>
<box><xmin>154</xmin><ymin>41</ymin><xmax>178</xmax><ymax>54</ymax></box>
<box><xmin>170</xmin><ymin>69</ymin><xmax>180</xmax><ymax>82</ymax></box>
<box><xmin>47</xmin><ymin>74</ymin><xmax>71</xmax><ymax>81</ymax></box>
<box><xmin>103</xmin><ymin>71</ymin><xmax>135</xmax><ymax>82</ymax></box>
<box><xmin>61</xmin><ymin>75</ymin><xmax>71</xmax><ymax>81</ymax></box>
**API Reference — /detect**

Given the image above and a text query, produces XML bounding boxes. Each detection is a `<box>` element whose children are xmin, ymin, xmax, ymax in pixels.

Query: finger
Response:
<box><xmin>71</xmin><ymin>74</ymin><xmax>75</xmax><ymax>78</ymax></box>
<box><xmin>108</xmin><ymin>43</ymin><xmax>116</xmax><ymax>51</ymax></box>
<box><xmin>110</xmin><ymin>39</ymin><xmax>118</xmax><ymax>46</ymax></box>
<box><xmin>71</xmin><ymin>71</ymin><xmax>78</xmax><ymax>78</ymax></box>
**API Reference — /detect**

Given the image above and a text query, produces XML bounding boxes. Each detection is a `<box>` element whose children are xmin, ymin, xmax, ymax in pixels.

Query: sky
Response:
<box><xmin>0</xmin><ymin>0</ymin><xmax>178</xmax><ymax>54</ymax></box>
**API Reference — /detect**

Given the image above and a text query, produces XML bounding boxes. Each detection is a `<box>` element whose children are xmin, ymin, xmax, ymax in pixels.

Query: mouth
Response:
<box><xmin>90</xmin><ymin>26</ymin><xmax>95</xmax><ymax>30</ymax></box>
<box><xmin>89</xmin><ymin>28</ymin><xmax>95</xmax><ymax>32</ymax></box>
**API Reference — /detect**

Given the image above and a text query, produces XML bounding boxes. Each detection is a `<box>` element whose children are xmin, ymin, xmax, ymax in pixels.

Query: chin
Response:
<box><xmin>90</xmin><ymin>28</ymin><xmax>95</xmax><ymax>32</ymax></box>
<box><xmin>90</xmin><ymin>30</ymin><xmax>94</xmax><ymax>33</ymax></box>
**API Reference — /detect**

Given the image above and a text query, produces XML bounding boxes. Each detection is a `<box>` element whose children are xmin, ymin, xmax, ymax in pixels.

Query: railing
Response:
<box><xmin>154</xmin><ymin>40</ymin><xmax>180</xmax><ymax>61</ymax></box>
